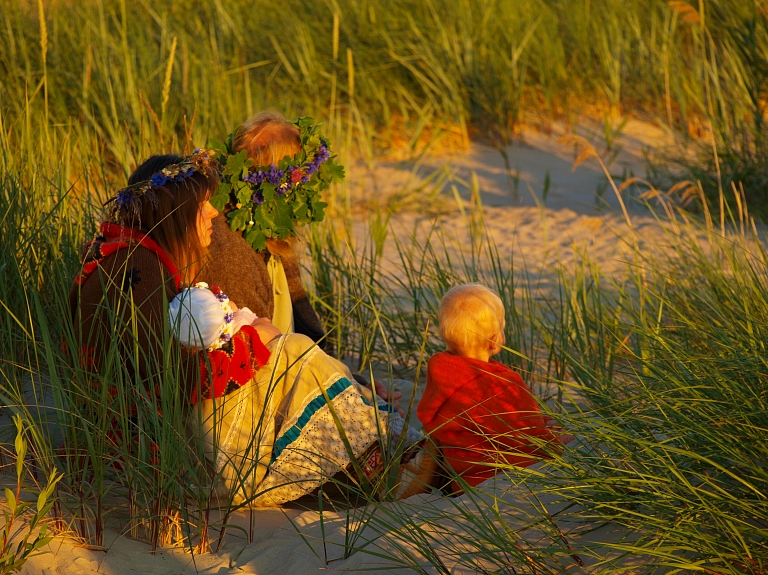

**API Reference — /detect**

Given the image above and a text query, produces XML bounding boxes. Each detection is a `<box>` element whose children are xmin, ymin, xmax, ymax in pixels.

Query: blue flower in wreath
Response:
<box><xmin>115</xmin><ymin>189</ymin><xmax>133</xmax><ymax>209</ymax></box>
<box><xmin>150</xmin><ymin>173</ymin><xmax>168</xmax><ymax>187</ymax></box>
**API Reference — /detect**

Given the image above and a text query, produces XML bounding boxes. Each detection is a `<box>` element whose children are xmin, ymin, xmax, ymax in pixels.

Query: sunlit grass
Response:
<box><xmin>1</xmin><ymin>0</ymin><xmax>768</xmax><ymax>571</ymax></box>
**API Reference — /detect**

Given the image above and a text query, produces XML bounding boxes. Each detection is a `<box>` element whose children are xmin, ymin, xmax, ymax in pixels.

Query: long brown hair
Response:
<box><xmin>126</xmin><ymin>154</ymin><xmax>218</xmax><ymax>282</ymax></box>
<box><xmin>233</xmin><ymin>111</ymin><xmax>303</xmax><ymax>258</ymax></box>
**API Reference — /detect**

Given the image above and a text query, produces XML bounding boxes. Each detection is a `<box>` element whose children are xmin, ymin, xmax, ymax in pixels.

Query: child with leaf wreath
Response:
<box><xmin>201</xmin><ymin>111</ymin><xmax>329</xmax><ymax>346</ymax></box>
<box><xmin>418</xmin><ymin>284</ymin><xmax>572</xmax><ymax>492</ymax></box>
<box><xmin>202</xmin><ymin>111</ymin><xmax>402</xmax><ymax>408</ymax></box>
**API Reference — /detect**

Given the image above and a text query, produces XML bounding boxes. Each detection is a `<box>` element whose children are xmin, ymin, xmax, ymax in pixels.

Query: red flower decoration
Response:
<box><xmin>210</xmin><ymin>284</ymin><xmax>222</xmax><ymax>295</ymax></box>
<box><xmin>194</xmin><ymin>325</ymin><xmax>271</xmax><ymax>404</ymax></box>
<box><xmin>290</xmin><ymin>169</ymin><xmax>305</xmax><ymax>184</ymax></box>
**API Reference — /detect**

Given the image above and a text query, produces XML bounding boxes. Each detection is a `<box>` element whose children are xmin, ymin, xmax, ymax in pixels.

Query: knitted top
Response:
<box><xmin>69</xmin><ymin>223</ymin><xmax>270</xmax><ymax>406</ymax></box>
<box><xmin>201</xmin><ymin>216</ymin><xmax>328</xmax><ymax>349</ymax></box>
<box><xmin>418</xmin><ymin>352</ymin><xmax>560</xmax><ymax>488</ymax></box>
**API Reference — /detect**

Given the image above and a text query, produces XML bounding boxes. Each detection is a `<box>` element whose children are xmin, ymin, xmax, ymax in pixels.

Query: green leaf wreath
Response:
<box><xmin>209</xmin><ymin>117</ymin><xmax>344</xmax><ymax>251</ymax></box>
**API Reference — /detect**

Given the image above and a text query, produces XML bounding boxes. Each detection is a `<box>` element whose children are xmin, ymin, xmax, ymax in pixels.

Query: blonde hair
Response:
<box><xmin>438</xmin><ymin>283</ymin><xmax>505</xmax><ymax>352</ymax></box>
<box><xmin>234</xmin><ymin>110</ymin><xmax>303</xmax><ymax>257</ymax></box>
<box><xmin>233</xmin><ymin>110</ymin><xmax>302</xmax><ymax>167</ymax></box>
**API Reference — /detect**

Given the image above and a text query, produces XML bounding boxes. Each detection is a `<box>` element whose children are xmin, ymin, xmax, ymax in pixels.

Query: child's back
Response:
<box><xmin>419</xmin><ymin>351</ymin><xmax>556</xmax><ymax>488</ymax></box>
<box><xmin>417</xmin><ymin>284</ymin><xmax>561</xmax><ymax>490</ymax></box>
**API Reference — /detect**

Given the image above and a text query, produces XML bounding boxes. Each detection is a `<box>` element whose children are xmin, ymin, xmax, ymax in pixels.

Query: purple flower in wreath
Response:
<box><xmin>317</xmin><ymin>140</ymin><xmax>330</xmax><ymax>160</ymax></box>
<box><xmin>224</xmin><ymin>312</ymin><xmax>234</xmax><ymax>323</ymax></box>
<box><xmin>276</xmin><ymin>182</ymin><xmax>291</xmax><ymax>196</ymax></box>
<box><xmin>252</xmin><ymin>191</ymin><xmax>265</xmax><ymax>205</ymax></box>
<box><xmin>305</xmin><ymin>142</ymin><xmax>330</xmax><ymax>176</ymax></box>
<box><xmin>245</xmin><ymin>171</ymin><xmax>266</xmax><ymax>185</ymax></box>
<box><xmin>266</xmin><ymin>165</ymin><xmax>284</xmax><ymax>186</ymax></box>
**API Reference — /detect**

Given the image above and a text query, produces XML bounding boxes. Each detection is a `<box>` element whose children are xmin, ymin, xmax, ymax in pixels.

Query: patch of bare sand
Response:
<box><xmin>17</xmin><ymin>472</ymin><xmax>641</xmax><ymax>575</ymax></box>
<box><xmin>343</xmin><ymin>116</ymin><xmax>678</xmax><ymax>285</ymax></box>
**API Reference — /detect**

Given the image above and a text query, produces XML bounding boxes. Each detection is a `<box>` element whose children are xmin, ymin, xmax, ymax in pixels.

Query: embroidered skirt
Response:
<box><xmin>190</xmin><ymin>333</ymin><xmax>391</xmax><ymax>506</ymax></box>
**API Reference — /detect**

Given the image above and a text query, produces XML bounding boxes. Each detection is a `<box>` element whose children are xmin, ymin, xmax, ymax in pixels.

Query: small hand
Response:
<box><xmin>373</xmin><ymin>380</ymin><xmax>403</xmax><ymax>402</ymax></box>
<box><xmin>251</xmin><ymin>317</ymin><xmax>282</xmax><ymax>343</ymax></box>
<box><xmin>543</xmin><ymin>415</ymin><xmax>576</xmax><ymax>445</ymax></box>
<box><xmin>229</xmin><ymin>300</ymin><xmax>239</xmax><ymax>312</ymax></box>
<box><xmin>543</xmin><ymin>415</ymin><xmax>558</xmax><ymax>428</ymax></box>
<box><xmin>544</xmin><ymin>416</ymin><xmax>575</xmax><ymax>445</ymax></box>
<box><xmin>373</xmin><ymin>380</ymin><xmax>404</xmax><ymax>417</ymax></box>
<box><xmin>559</xmin><ymin>433</ymin><xmax>576</xmax><ymax>445</ymax></box>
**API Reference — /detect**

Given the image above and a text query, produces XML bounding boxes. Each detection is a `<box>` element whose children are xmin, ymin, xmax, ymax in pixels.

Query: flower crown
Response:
<box><xmin>209</xmin><ymin>117</ymin><xmax>345</xmax><ymax>251</ymax></box>
<box><xmin>105</xmin><ymin>149</ymin><xmax>218</xmax><ymax>224</ymax></box>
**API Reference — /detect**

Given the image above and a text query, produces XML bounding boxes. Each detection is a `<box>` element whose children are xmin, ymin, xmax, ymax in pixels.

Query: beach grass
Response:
<box><xmin>1</xmin><ymin>0</ymin><xmax>768</xmax><ymax>572</ymax></box>
<box><xmin>3</xmin><ymin>0</ymin><xmax>768</xmax><ymax>206</ymax></box>
<box><xmin>302</xmin><ymin>186</ymin><xmax>768</xmax><ymax>573</ymax></box>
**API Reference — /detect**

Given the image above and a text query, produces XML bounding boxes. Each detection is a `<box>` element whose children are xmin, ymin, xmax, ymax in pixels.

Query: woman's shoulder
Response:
<box><xmin>202</xmin><ymin>217</ymin><xmax>273</xmax><ymax>315</ymax></box>
<box><xmin>98</xmin><ymin>241</ymin><xmax>168</xmax><ymax>271</ymax></box>
<box><xmin>207</xmin><ymin>217</ymin><xmax>271</xmax><ymax>272</ymax></box>
<box><xmin>84</xmin><ymin>242</ymin><xmax>177</xmax><ymax>294</ymax></box>
<box><xmin>209</xmin><ymin>217</ymin><xmax>262</xmax><ymax>254</ymax></box>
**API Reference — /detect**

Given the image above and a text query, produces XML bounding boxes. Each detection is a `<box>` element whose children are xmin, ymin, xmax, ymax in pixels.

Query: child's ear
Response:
<box><xmin>488</xmin><ymin>333</ymin><xmax>499</xmax><ymax>349</ymax></box>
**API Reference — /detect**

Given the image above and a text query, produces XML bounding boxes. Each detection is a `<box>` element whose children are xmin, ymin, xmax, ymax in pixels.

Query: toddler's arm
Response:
<box><xmin>249</xmin><ymin>316</ymin><xmax>282</xmax><ymax>344</ymax></box>
<box><xmin>543</xmin><ymin>415</ymin><xmax>575</xmax><ymax>445</ymax></box>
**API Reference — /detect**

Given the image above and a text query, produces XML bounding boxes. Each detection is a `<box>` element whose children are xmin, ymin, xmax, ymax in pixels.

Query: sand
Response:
<box><xmin>11</xmin><ymin>117</ymin><xmax>674</xmax><ymax>574</ymax></box>
<box><xmin>343</xmin><ymin>116</ymin><xmax>677</xmax><ymax>286</ymax></box>
<box><xmin>16</xmin><ymin>472</ymin><xmax>642</xmax><ymax>574</ymax></box>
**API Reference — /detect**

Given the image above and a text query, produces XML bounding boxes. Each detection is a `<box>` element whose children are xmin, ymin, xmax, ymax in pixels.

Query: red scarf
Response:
<box><xmin>75</xmin><ymin>222</ymin><xmax>182</xmax><ymax>290</ymax></box>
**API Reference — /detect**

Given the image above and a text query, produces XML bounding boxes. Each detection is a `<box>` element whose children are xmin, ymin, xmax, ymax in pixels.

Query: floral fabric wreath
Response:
<box><xmin>209</xmin><ymin>117</ymin><xmax>345</xmax><ymax>251</ymax></box>
<box><xmin>105</xmin><ymin>149</ymin><xmax>218</xmax><ymax>224</ymax></box>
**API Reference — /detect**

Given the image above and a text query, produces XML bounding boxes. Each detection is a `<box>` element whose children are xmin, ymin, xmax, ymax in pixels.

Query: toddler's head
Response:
<box><xmin>233</xmin><ymin>110</ymin><xmax>303</xmax><ymax>258</ymax></box>
<box><xmin>233</xmin><ymin>110</ymin><xmax>302</xmax><ymax>167</ymax></box>
<box><xmin>438</xmin><ymin>283</ymin><xmax>505</xmax><ymax>359</ymax></box>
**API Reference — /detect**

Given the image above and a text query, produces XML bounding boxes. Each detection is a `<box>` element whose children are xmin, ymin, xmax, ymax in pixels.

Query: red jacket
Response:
<box><xmin>418</xmin><ymin>352</ymin><xmax>559</xmax><ymax>488</ymax></box>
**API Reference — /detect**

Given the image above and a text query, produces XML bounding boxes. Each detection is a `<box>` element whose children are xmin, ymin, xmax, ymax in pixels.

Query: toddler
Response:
<box><xmin>417</xmin><ymin>283</ymin><xmax>568</xmax><ymax>490</ymax></box>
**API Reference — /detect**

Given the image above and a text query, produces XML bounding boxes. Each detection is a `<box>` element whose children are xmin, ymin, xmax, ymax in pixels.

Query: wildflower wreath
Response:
<box><xmin>105</xmin><ymin>148</ymin><xmax>218</xmax><ymax>225</ymax></box>
<box><xmin>209</xmin><ymin>117</ymin><xmax>344</xmax><ymax>251</ymax></box>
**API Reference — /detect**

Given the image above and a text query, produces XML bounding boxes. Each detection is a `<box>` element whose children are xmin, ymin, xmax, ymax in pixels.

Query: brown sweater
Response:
<box><xmin>70</xmin><ymin>224</ymin><xmax>272</xmax><ymax>405</ymax></box>
<box><xmin>69</xmin><ymin>234</ymin><xmax>200</xmax><ymax>404</ymax></box>
<box><xmin>201</xmin><ymin>215</ymin><xmax>329</xmax><ymax>350</ymax></box>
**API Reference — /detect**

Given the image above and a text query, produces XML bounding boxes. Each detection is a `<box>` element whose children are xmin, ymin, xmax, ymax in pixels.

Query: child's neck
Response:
<box><xmin>449</xmin><ymin>346</ymin><xmax>493</xmax><ymax>363</ymax></box>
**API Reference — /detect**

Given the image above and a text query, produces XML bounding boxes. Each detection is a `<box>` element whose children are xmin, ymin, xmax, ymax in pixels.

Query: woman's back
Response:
<box><xmin>70</xmin><ymin>225</ymin><xmax>199</xmax><ymax>402</ymax></box>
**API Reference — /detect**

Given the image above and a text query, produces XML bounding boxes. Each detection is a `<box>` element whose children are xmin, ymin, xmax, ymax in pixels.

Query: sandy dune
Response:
<box><xmin>13</xmin><ymin>118</ymin><xmax>674</xmax><ymax>574</ymax></box>
<box><xmin>346</xmin><ymin>116</ymin><xmax>676</xmax><ymax>288</ymax></box>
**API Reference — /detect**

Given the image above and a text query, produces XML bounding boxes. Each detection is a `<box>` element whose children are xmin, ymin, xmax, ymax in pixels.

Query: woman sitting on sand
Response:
<box><xmin>70</xmin><ymin>150</ymin><xmax>418</xmax><ymax>506</ymax></box>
